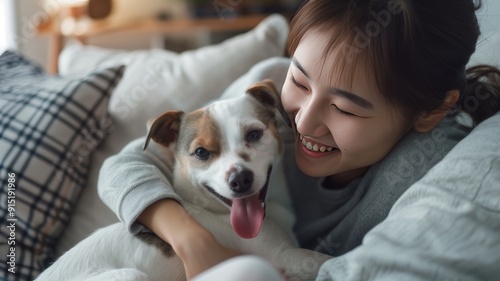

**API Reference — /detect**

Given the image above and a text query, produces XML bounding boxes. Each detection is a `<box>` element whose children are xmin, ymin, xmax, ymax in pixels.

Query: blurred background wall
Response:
<box><xmin>1</xmin><ymin>0</ymin><xmax>499</xmax><ymax>71</ymax></box>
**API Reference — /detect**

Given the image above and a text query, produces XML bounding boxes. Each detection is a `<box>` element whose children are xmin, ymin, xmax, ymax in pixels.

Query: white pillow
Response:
<box><xmin>59</xmin><ymin>14</ymin><xmax>289</xmax><ymax>141</ymax></box>
<box><xmin>220</xmin><ymin>56</ymin><xmax>290</xmax><ymax>100</ymax></box>
<box><xmin>55</xmin><ymin>14</ymin><xmax>289</xmax><ymax>255</ymax></box>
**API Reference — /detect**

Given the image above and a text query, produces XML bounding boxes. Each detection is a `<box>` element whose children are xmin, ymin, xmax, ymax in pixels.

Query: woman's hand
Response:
<box><xmin>137</xmin><ymin>199</ymin><xmax>242</xmax><ymax>279</ymax></box>
<box><xmin>175</xmin><ymin>229</ymin><xmax>242</xmax><ymax>279</ymax></box>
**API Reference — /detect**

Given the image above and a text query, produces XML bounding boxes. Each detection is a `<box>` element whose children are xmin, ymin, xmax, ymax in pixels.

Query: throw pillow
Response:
<box><xmin>0</xmin><ymin>50</ymin><xmax>124</xmax><ymax>281</ymax></box>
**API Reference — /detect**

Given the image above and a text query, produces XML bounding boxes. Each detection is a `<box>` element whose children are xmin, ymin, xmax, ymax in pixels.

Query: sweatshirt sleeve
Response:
<box><xmin>316</xmin><ymin>113</ymin><xmax>500</xmax><ymax>281</ymax></box>
<box><xmin>97</xmin><ymin>137</ymin><xmax>184</xmax><ymax>234</ymax></box>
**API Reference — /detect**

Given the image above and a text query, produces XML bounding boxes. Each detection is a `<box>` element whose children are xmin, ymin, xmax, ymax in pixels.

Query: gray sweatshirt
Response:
<box><xmin>98</xmin><ymin>101</ymin><xmax>500</xmax><ymax>280</ymax></box>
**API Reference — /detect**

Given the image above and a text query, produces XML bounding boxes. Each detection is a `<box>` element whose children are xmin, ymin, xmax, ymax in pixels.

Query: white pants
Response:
<box><xmin>192</xmin><ymin>256</ymin><xmax>283</xmax><ymax>281</ymax></box>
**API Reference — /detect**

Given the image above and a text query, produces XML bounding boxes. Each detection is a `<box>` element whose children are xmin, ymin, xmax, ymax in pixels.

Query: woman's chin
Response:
<box><xmin>294</xmin><ymin>143</ymin><xmax>342</xmax><ymax>178</ymax></box>
<box><xmin>295</xmin><ymin>154</ymin><xmax>338</xmax><ymax>178</ymax></box>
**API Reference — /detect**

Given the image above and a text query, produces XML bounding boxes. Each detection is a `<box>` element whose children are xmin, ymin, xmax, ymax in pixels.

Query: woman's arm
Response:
<box><xmin>98</xmin><ymin>138</ymin><xmax>180</xmax><ymax>233</ymax></box>
<box><xmin>98</xmin><ymin>138</ymin><xmax>240</xmax><ymax>279</ymax></box>
<box><xmin>138</xmin><ymin>199</ymin><xmax>241</xmax><ymax>279</ymax></box>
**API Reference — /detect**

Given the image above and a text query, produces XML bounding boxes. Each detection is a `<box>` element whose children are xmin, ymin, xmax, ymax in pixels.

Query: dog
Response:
<box><xmin>36</xmin><ymin>80</ymin><xmax>331</xmax><ymax>281</ymax></box>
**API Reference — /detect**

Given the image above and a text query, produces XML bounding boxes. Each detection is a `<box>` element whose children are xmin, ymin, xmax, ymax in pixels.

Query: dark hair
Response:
<box><xmin>287</xmin><ymin>0</ymin><xmax>500</xmax><ymax>125</ymax></box>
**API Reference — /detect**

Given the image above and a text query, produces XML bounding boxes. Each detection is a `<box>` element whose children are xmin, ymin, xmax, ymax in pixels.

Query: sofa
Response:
<box><xmin>1</xmin><ymin>13</ymin><xmax>499</xmax><ymax>281</ymax></box>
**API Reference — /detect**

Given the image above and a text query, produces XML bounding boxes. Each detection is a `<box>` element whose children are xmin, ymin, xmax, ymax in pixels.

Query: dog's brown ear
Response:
<box><xmin>143</xmin><ymin>110</ymin><xmax>184</xmax><ymax>150</ymax></box>
<box><xmin>246</xmin><ymin>79</ymin><xmax>291</xmax><ymax>127</ymax></box>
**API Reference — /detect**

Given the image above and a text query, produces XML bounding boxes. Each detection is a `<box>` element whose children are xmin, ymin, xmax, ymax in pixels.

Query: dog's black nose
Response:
<box><xmin>228</xmin><ymin>169</ymin><xmax>253</xmax><ymax>193</ymax></box>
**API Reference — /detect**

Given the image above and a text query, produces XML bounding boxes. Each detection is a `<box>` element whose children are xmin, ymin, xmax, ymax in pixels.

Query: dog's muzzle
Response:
<box><xmin>203</xmin><ymin>166</ymin><xmax>272</xmax><ymax>239</ymax></box>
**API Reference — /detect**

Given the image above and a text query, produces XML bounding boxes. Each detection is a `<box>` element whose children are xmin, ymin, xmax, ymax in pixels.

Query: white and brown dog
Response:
<box><xmin>36</xmin><ymin>80</ymin><xmax>330</xmax><ymax>281</ymax></box>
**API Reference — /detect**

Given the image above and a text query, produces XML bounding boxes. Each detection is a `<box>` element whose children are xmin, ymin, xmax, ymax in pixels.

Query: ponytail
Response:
<box><xmin>460</xmin><ymin>65</ymin><xmax>500</xmax><ymax>125</ymax></box>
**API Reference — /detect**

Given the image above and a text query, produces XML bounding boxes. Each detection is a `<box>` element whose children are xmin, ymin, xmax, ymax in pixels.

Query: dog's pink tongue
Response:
<box><xmin>230</xmin><ymin>194</ymin><xmax>264</xmax><ymax>239</ymax></box>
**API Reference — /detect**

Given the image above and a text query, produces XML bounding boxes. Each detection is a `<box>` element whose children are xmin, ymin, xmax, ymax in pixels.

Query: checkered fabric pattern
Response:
<box><xmin>0</xmin><ymin>51</ymin><xmax>124</xmax><ymax>281</ymax></box>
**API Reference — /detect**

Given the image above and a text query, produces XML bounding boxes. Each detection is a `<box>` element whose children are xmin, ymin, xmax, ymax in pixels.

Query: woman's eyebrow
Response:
<box><xmin>330</xmin><ymin>88</ymin><xmax>374</xmax><ymax>110</ymax></box>
<box><xmin>292</xmin><ymin>57</ymin><xmax>310</xmax><ymax>78</ymax></box>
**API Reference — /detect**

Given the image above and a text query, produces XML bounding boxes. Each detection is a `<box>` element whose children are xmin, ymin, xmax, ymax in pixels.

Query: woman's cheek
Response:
<box><xmin>280</xmin><ymin>81</ymin><xmax>296</xmax><ymax>114</ymax></box>
<box><xmin>328</xmin><ymin>120</ymin><xmax>363</xmax><ymax>153</ymax></box>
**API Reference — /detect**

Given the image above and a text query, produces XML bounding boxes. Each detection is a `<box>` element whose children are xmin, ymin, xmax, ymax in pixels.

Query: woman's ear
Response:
<box><xmin>413</xmin><ymin>90</ymin><xmax>460</xmax><ymax>132</ymax></box>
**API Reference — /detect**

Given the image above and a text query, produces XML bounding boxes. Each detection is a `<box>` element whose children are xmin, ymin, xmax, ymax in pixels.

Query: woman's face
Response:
<box><xmin>281</xmin><ymin>30</ymin><xmax>411</xmax><ymax>186</ymax></box>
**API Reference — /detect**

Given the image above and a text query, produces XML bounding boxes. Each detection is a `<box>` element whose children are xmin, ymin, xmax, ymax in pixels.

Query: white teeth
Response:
<box><xmin>299</xmin><ymin>134</ymin><xmax>335</xmax><ymax>153</ymax></box>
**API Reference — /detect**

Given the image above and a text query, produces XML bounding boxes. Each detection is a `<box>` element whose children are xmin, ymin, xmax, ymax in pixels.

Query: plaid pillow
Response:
<box><xmin>0</xmin><ymin>51</ymin><xmax>124</xmax><ymax>281</ymax></box>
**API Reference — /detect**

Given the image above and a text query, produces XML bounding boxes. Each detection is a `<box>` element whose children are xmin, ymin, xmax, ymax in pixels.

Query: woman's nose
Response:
<box><xmin>295</xmin><ymin>97</ymin><xmax>330</xmax><ymax>137</ymax></box>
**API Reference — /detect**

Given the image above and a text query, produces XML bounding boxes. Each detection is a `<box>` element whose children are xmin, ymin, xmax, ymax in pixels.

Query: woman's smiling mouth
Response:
<box><xmin>299</xmin><ymin>134</ymin><xmax>338</xmax><ymax>154</ymax></box>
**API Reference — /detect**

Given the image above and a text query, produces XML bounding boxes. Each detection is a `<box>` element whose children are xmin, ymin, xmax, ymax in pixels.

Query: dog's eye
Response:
<box><xmin>246</xmin><ymin>129</ymin><xmax>263</xmax><ymax>143</ymax></box>
<box><xmin>194</xmin><ymin>147</ymin><xmax>210</xmax><ymax>160</ymax></box>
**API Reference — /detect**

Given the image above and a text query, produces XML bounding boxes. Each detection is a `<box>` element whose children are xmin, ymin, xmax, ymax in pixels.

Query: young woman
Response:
<box><xmin>98</xmin><ymin>0</ymin><xmax>500</xmax><ymax>280</ymax></box>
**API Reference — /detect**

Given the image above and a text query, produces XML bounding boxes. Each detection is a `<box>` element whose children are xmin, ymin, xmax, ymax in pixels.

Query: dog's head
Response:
<box><xmin>143</xmin><ymin>80</ymin><xmax>287</xmax><ymax>239</ymax></box>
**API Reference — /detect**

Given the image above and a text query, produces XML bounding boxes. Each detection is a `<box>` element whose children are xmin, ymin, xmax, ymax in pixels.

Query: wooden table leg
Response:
<box><xmin>48</xmin><ymin>32</ymin><xmax>62</xmax><ymax>74</ymax></box>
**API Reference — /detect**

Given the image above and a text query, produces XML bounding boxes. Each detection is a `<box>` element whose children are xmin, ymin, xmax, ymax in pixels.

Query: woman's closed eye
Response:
<box><xmin>291</xmin><ymin>76</ymin><xmax>308</xmax><ymax>91</ymax></box>
<box><xmin>332</xmin><ymin>104</ymin><xmax>355</xmax><ymax>116</ymax></box>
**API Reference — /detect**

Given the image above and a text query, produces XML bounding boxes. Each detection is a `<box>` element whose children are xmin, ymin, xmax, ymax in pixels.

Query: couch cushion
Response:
<box><xmin>468</xmin><ymin>34</ymin><xmax>500</xmax><ymax>68</ymax></box>
<box><xmin>0</xmin><ymin>51</ymin><xmax>124</xmax><ymax>280</ymax></box>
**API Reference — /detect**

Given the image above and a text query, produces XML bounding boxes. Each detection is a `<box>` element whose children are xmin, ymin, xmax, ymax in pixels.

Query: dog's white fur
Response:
<box><xmin>36</xmin><ymin>81</ymin><xmax>330</xmax><ymax>281</ymax></box>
